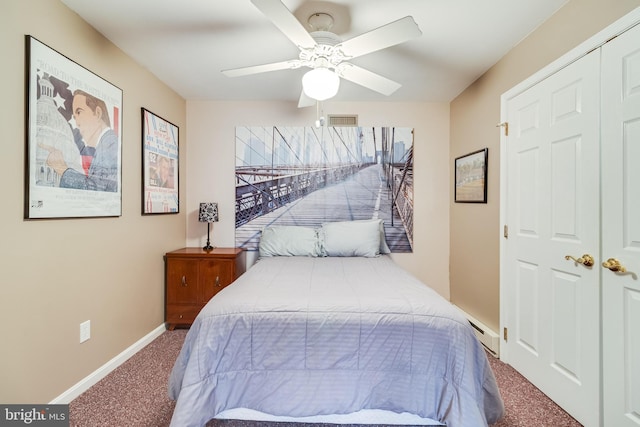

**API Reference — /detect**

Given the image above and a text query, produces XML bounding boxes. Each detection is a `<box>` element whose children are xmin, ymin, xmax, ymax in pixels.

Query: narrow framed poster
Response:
<box><xmin>25</xmin><ymin>36</ymin><xmax>123</xmax><ymax>219</ymax></box>
<box><xmin>141</xmin><ymin>108</ymin><xmax>179</xmax><ymax>214</ymax></box>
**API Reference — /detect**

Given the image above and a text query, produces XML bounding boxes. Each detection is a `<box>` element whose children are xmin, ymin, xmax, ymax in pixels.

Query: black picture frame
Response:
<box><xmin>454</xmin><ymin>148</ymin><xmax>488</xmax><ymax>203</ymax></box>
<box><xmin>25</xmin><ymin>35</ymin><xmax>123</xmax><ymax>219</ymax></box>
<box><xmin>141</xmin><ymin>108</ymin><xmax>179</xmax><ymax>214</ymax></box>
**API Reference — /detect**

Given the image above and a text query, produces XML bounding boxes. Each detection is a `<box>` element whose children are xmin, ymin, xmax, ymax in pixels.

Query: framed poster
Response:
<box><xmin>234</xmin><ymin>126</ymin><xmax>415</xmax><ymax>252</ymax></box>
<box><xmin>25</xmin><ymin>36</ymin><xmax>123</xmax><ymax>219</ymax></box>
<box><xmin>141</xmin><ymin>108</ymin><xmax>179</xmax><ymax>214</ymax></box>
<box><xmin>454</xmin><ymin>148</ymin><xmax>488</xmax><ymax>203</ymax></box>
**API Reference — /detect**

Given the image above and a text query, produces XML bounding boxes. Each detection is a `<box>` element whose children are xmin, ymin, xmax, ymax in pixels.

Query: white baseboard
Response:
<box><xmin>50</xmin><ymin>323</ymin><xmax>167</xmax><ymax>404</ymax></box>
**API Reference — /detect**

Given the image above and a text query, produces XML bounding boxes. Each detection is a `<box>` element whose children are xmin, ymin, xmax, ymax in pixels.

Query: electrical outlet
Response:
<box><xmin>80</xmin><ymin>320</ymin><xmax>91</xmax><ymax>343</ymax></box>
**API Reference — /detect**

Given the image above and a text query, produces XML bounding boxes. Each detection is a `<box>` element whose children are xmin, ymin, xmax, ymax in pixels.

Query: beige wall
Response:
<box><xmin>185</xmin><ymin>101</ymin><xmax>452</xmax><ymax>298</ymax></box>
<box><xmin>0</xmin><ymin>0</ymin><xmax>186</xmax><ymax>403</ymax></box>
<box><xmin>449</xmin><ymin>0</ymin><xmax>640</xmax><ymax>332</ymax></box>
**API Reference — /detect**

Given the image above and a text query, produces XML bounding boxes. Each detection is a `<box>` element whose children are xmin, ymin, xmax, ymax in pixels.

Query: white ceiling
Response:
<box><xmin>60</xmin><ymin>0</ymin><xmax>568</xmax><ymax>103</ymax></box>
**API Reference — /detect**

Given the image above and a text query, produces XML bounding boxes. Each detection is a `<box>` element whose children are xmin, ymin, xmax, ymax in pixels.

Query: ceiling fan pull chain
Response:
<box><xmin>315</xmin><ymin>101</ymin><xmax>325</xmax><ymax>128</ymax></box>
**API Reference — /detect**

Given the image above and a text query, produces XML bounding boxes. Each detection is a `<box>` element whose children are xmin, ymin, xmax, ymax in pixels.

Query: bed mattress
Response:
<box><xmin>168</xmin><ymin>255</ymin><xmax>504</xmax><ymax>427</ymax></box>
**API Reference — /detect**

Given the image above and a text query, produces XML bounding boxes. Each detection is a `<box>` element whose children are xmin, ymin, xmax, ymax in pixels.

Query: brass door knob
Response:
<box><xmin>602</xmin><ymin>258</ymin><xmax>626</xmax><ymax>273</ymax></box>
<box><xmin>564</xmin><ymin>254</ymin><xmax>595</xmax><ymax>267</ymax></box>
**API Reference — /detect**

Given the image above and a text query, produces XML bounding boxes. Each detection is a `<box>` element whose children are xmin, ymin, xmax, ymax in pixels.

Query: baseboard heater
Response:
<box><xmin>454</xmin><ymin>306</ymin><xmax>500</xmax><ymax>357</ymax></box>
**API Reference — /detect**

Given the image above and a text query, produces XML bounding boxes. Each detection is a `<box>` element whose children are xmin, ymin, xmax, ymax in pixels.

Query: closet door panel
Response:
<box><xmin>623</xmin><ymin>119</ymin><xmax>640</xmax><ymax>247</ymax></box>
<box><xmin>602</xmin><ymin>22</ymin><xmax>640</xmax><ymax>427</ymax></box>
<box><xmin>504</xmin><ymin>49</ymin><xmax>600</xmax><ymax>426</ymax></box>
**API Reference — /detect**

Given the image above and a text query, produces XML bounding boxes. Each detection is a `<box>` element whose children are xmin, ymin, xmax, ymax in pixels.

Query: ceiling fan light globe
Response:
<box><xmin>302</xmin><ymin>68</ymin><xmax>340</xmax><ymax>101</ymax></box>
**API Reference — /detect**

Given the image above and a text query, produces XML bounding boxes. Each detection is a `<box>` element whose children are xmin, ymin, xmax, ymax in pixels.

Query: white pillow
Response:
<box><xmin>320</xmin><ymin>219</ymin><xmax>382</xmax><ymax>257</ymax></box>
<box><xmin>379</xmin><ymin>222</ymin><xmax>391</xmax><ymax>254</ymax></box>
<box><xmin>258</xmin><ymin>225</ymin><xmax>321</xmax><ymax>257</ymax></box>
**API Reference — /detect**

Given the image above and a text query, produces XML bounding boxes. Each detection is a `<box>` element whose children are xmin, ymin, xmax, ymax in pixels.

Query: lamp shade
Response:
<box><xmin>198</xmin><ymin>202</ymin><xmax>218</xmax><ymax>223</ymax></box>
<box><xmin>302</xmin><ymin>67</ymin><xmax>340</xmax><ymax>101</ymax></box>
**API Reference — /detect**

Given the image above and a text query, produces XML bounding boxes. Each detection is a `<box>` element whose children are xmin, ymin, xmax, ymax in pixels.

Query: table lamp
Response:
<box><xmin>198</xmin><ymin>202</ymin><xmax>218</xmax><ymax>250</ymax></box>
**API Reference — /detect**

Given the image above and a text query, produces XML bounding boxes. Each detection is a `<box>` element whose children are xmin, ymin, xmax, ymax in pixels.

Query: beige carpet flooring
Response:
<box><xmin>69</xmin><ymin>329</ymin><xmax>582</xmax><ymax>426</ymax></box>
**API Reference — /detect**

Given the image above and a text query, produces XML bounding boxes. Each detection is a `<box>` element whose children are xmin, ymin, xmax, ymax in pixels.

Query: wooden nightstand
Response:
<box><xmin>164</xmin><ymin>247</ymin><xmax>244</xmax><ymax>329</ymax></box>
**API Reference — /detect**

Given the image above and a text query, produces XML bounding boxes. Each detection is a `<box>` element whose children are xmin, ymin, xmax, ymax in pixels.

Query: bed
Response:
<box><xmin>168</xmin><ymin>220</ymin><xmax>504</xmax><ymax>427</ymax></box>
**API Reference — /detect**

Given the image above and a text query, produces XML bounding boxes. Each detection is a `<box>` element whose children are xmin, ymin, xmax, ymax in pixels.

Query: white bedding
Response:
<box><xmin>168</xmin><ymin>256</ymin><xmax>504</xmax><ymax>427</ymax></box>
<box><xmin>216</xmin><ymin>408</ymin><xmax>442</xmax><ymax>425</ymax></box>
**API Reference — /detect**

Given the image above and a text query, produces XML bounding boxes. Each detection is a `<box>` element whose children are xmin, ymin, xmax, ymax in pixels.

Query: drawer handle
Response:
<box><xmin>181</xmin><ymin>276</ymin><xmax>188</xmax><ymax>287</ymax></box>
<box><xmin>216</xmin><ymin>276</ymin><xmax>221</xmax><ymax>287</ymax></box>
<box><xmin>179</xmin><ymin>314</ymin><xmax>183</xmax><ymax>319</ymax></box>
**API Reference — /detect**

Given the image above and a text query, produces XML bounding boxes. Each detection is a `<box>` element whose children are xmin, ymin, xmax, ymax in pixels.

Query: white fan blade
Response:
<box><xmin>222</xmin><ymin>60</ymin><xmax>301</xmax><ymax>77</ymax></box>
<box><xmin>251</xmin><ymin>0</ymin><xmax>316</xmax><ymax>49</ymax></box>
<box><xmin>337</xmin><ymin>16</ymin><xmax>422</xmax><ymax>59</ymax></box>
<box><xmin>337</xmin><ymin>63</ymin><xmax>401</xmax><ymax>96</ymax></box>
<box><xmin>298</xmin><ymin>90</ymin><xmax>315</xmax><ymax>108</ymax></box>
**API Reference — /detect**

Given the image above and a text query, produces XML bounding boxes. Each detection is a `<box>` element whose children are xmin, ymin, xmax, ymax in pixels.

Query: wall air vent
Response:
<box><xmin>328</xmin><ymin>115</ymin><xmax>358</xmax><ymax>127</ymax></box>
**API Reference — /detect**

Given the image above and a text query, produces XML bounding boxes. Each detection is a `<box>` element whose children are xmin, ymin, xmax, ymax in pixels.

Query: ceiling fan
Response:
<box><xmin>222</xmin><ymin>0</ymin><xmax>422</xmax><ymax>107</ymax></box>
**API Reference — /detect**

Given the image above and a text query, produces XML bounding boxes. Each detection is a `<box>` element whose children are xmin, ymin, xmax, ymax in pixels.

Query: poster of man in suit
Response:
<box><xmin>25</xmin><ymin>36</ymin><xmax>123</xmax><ymax>219</ymax></box>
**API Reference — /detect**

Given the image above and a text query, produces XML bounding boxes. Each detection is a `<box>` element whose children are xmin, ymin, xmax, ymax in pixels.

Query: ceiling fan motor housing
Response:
<box><xmin>310</xmin><ymin>30</ymin><xmax>341</xmax><ymax>46</ymax></box>
<box><xmin>299</xmin><ymin>31</ymin><xmax>346</xmax><ymax>70</ymax></box>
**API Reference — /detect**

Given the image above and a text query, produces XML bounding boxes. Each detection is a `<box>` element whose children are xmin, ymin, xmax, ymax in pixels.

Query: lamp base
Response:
<box><xmin>203</xmin><ymin>222</ymin><xmax>215</xmax><ymax>251</ymax></box>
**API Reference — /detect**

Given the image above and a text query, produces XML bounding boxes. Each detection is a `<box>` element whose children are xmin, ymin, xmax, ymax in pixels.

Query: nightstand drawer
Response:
<box><xmin>166</xmin><ymin>304</ymin><xmax>201</xmax><ymax>327</ymax></box>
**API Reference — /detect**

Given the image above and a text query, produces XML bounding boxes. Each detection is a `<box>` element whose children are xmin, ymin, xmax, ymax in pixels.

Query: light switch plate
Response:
<box><xmin>80</xmin><ymin>320</ymin><xmax>91</xmax><ymax>343</ymax></box>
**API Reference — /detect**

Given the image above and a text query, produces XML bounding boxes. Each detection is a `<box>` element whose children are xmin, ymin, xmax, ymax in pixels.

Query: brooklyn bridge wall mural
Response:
<box><xmin>235</xmin><ymin>126</ymin><xmax>414</xmax><ymax>253</ymax></box>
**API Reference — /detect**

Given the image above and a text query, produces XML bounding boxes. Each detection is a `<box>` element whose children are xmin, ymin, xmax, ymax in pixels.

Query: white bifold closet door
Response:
<box><xmin>503</xmin><ymin>49</ymin><xmax>601</xmax><ymax>426</ymax></box>
<box><xmin>502</xmin><ymin>19</ymin><xmax>640</xmax><ymax>427</ymax></box>
<box><xmin>601</xmin><ymin>22</ymin><xmax>640</xmax><ymax>427</ymax></box>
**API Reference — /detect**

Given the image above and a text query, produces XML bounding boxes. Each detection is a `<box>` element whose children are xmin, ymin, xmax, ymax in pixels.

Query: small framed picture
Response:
<box><xmin>141</xmin><ymin>108</ymin><xmax>179</xmax><ymax>214</ymax></box>
<box><xmin>455</xmin><ymin>148</ymin><xmax>488</xmax><ymax>203</ymax></box>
